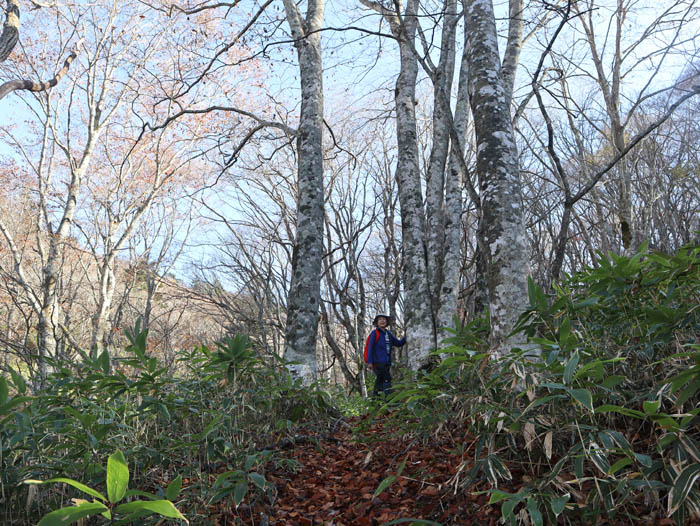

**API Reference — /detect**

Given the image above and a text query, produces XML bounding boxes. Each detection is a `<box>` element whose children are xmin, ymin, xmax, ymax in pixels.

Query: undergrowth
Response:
<box><xmin>1</xmin><ymin>327</ymin><xmax>339</xmax><ymax>525</ymax></box>
<box><xmin>380</xmin><ymin>241</ymin><xmax>699</xmax><ymax>525</ymax></box>
<box><xmin>2</xmin><ymin>241</ymin><xmax>698</xmax><ymax>525</ymax></box>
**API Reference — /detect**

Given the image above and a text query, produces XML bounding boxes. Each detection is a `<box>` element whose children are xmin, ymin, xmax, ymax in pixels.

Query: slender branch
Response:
<box><xmin>531</xmin><ymin>2</ymin><xmax>572</xmax><ymax>192</ymax></box>
<box><xmin>0</xmin><ymin>38</ymin><xmax>83</xmax><ymax>101</ymax></box>
<box><xmin>145</xmin><ymin>104</ymin><xmax>296</xmax><ymax>136</ymax></box>
<box><xmin>172</xmin><ymin>0</ymin><xmax>273</xmax><ymax>101</ymax></box>
<box><xmin>570</xmin><ymin>84</ymin><xmax>700</xmax><ymax>206</ymax></box>
<box><xmin>169</xmin><ymin>0</ymin><xmax>241</xmax><ymax>15</ymax></box>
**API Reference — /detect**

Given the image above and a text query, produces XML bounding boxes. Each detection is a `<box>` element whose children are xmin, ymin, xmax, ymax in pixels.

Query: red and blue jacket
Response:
<box><xmin>365</xmin><ymin>328</ymin><xmax>405</xmax><ymax>366</ymax></box>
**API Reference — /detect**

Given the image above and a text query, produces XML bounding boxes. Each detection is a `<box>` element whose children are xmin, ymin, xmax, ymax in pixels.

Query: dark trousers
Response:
<box><xmin>372</xmin><ymin>363</ymin><xmax>392</xmax><ymax>397</ymax></box>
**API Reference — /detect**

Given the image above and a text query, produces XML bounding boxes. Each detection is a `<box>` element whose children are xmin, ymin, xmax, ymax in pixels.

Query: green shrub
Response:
<box><xmin>1</xmin><ymin>323</ymin><xmax>341</xmax><ymax>525</ymax></box>
<box><xmin>381</xmin><ymin>241</ymin><xmax>700</xmax><ymax>525</ymax></box>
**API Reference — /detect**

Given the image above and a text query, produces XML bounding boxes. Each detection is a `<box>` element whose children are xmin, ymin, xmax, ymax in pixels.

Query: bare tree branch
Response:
<box><xmin>570</xmin><ymin>83</ymin><xmax>700</xmax><ymax>206</ymax></box>
<box><xmin>0</xmin><ymin>38</ymin><xmax>83</xmax><ymax>100</ymax></box>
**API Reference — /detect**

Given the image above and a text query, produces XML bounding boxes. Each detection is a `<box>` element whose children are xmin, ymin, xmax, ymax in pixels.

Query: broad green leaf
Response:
<box><xmin>213</xmin><ymin>470</ymin><xmax>244</xmax><ymax>488</ymax></box>
<box><xmin>595</xmin><ymin>404</ymin><xmax>644</xmax><ymax>418</ymax></box>
<box><xmin>98</xmin><ymin>350</ymin><xmax>110</xmax><ymax>374</ymax></box>
<box><xmin>676</xmin><ymin>376</ymin><xmax>700</xmax><ymax>407</ymax></box>
<box><xmin>643</xmin><ymin>401</ymin><xmax>660</xmax><ymax>415</ymax></box>
<box><xmin>563</xmin><ymin>352</ymin><xmax>579</xmax><ymax>385</ymax></box>
<box><xmin>559</xmin><ymin>318</ymin><xmax>572</xmax><ymax>350</ymax></box>
<box><xmin>569</xmin><ymin>388</ymin><xmax>593</xmax><ymax>411</ymax></box>
<box><xmin>37</xmin><ymin>501</ymin><xmax>109</xmax><ymax>526</ymax></box>
<box><xmin>669</xmin><ymin>463</ymin><xmax>700</xmax><ymax>515</ymax></box>
<box><xmin>25</xmin><ymin>478</ymin><xmax>106</xmax><ymax>502</ymax></box>
<box><xmin>107</xmin><ymin>450</ymin><xmax>129</xmax><ymax>504</ymax></box>
<box><xmin>373</xmin><ymin>475</ymin><xmax>396</xmax><ymax>498</ymax></box>
<box><xmin>489</xmin><ymin>490</ymin><xmax>512</xmax><ymax>504</ymax></box>
<box><xmin>396</xmin><ymin>456</ymin><xmax>408</xmax><ymax>476</ymax></box>
<box><xmin>679</xmin><ymin>435</ymin><xmax>700</xmax><ymax>464</ymax></box>
<box><xmin>527</xmin><ymin>498</ymin><xmax>543</xmax><ymax>526</ymax></box>
<box><xmin>587</xmin><ymin>442</ymin><xmax>610</xmax><ymax>474</ymax></box>
<box><xmin>501</xmin><ymin>498</ymin><xmax>517</xmax><ymax>521</ymax></box>
<box><xmin>541</xmin><ymin>382</ymin><xmax>567</xmax><ymax>390</ymax></box>
<box><xmin>233</xmin><ymin>481</ymin><xmax>247</xmax><ymax>506</ymax></box>
<box><xmin>244</xmin><ymin>453</ymin><xmax>259</xmax><ymax>472</ymax></box>
<box><xmin>608</xmin><ymin>457</ymin><xmax>633</xmax><ymax>475</ymax></box>
<box><xmin>634</xmin><ymin>453</ymin><xmax>653</xmax><ymax>468</ymax></box>
<box><xmin>114</xmin><ymin>500</ymin><xmax>187</xmax><ymax>523</ymax></box>
<box><xmin>598</xmin><ymin>431</ymin><xmax>614</xmax><ymax>449</ymax></box>
<box><xmin>248</xmin><ymin>472</ymin><xmax>266</xmax><ymax>490</ymax></box>
<box><xmin>550</xmin><ymin>494</ymin><xmax>569</xmax><ymax>516</ymax></box>
<box><xmin>9</xmin><ymin>367</ymin><xmax>26</xmax><ymax>394</ymax></box>
<box><xmin>572</xmin><ymin>296</ymin><xmax>598</xmax><ymax>310</ymax></box>
<box><xmin>0</xmin><ymin>376</ymin><xmax>8</xmax><ymax>404</ymax></box>
<box><xmin>573</xmin><ymin>360</ymin><xmax>605</xmax><ymax>382</ymax></box>
<box><xmin>600</xmin><ymin>375</ymin><xmax>625</xmax><ymax>389</ymax></box>
<box><xmin>648</xmin><ymin>414</ymin><xmax>679</xmax><ymax>431</ymax></box>
<box><xmin>166</xmin><ymin>475</ymin><xmax>182</xmax><ymax>501</ymax></box>
<box><xmin>605</xmin><ymin>430</ymin><xmax>631</xmax><ymax>450</ymax></box>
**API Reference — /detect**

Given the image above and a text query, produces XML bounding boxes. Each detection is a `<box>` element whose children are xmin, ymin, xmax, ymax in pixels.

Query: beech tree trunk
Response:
<box><xmin>425</xmin><ymin>0</ymin><xmax>458</xmax><ymax>345</ymax></box>
<box><xmin>465</xmin><ymin>0</ymin><xmax>529</xmax><ymax>357</ymax></box>
<box><xmin>393</xmin><ymin>0</ymin><xmax>434</xmax><ymax>370</ymax></box>
<box><xmin>282</xmin><ymin>0</ymin><xmax>325</xmax><ymax>383</ymax></box>
<box><xmin>0</xmin><ymin>0</ymin><xmax>19</xmax><ymax>62</ymax></box>
<box><xmin>470</xmin><ymin>0</ymin><xmax>524</xmax><ymax>318</ymax></box>
<box><xmin>437</xmin><ymin>25</ymin><xmax>470</xmax><ymax>332</ymax></box>
<box><xmin>360</xmin><ymin>0</ymin><xmax>434</xmax><ymax>370</ymax></box>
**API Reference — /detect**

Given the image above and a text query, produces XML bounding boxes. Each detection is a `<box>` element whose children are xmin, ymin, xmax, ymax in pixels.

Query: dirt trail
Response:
<box><xmin>221</xmin><ymin>414</ymin><xmax>493</xmax><ymax>526</ymax></box>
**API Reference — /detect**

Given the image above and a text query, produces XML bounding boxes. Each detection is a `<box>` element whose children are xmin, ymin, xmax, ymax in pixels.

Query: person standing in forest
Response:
<box><xmin>366</xmin><ymin>314</ymin><xmax>406</xmax><ymax>397</ymax></box>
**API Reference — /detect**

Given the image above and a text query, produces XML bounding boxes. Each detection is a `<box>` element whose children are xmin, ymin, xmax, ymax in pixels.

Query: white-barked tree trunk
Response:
<box><xmin>282</xmin><ymin>0</ymin><xmax>325</xmax><ymax>383</ymax></box>
<box><xmin>465</xmin><ymin>0</ymin><xmax>529</xmax><ymax>357</ymax></box>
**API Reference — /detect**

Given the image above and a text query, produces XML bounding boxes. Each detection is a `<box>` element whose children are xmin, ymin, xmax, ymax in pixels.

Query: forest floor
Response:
<box><xmin>207</xmin><ymin>412</ymin><xmax>693</xmax><ymax>526</ymax></box>
<box><xmin>210</xmin><ymin>411</ymin><xmax>503</xmax><ymax>526</ymax></box>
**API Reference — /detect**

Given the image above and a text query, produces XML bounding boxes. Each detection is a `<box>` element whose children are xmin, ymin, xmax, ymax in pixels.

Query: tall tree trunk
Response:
<box><xmin>501</xmin><ymin>0</ymin><xmax>523</xmax><ymax>111</ymax></box>
<box><xmin>37</xmin><ymin>158</ymin><xmax>91</xmax><ymax>383</ymax></box>
<box><xmin>465</xmin><ymin>0</ymin><xmax>529</xmax><ymax>357</ymax></box>
<box><xmin>394</xmin><ymin>0</ymin><xmax>434</xmax><ymax>370</ymax></box>
<box><xmin>437</xmin><ymin>27</ymin><xmax>470</xmax><ymax>332</ymax></box>
<box><xmin>425</xmin><ymin>0</ymin><xmax>458</xmax><ymax>346</ymax></box>
<box><xmin>470</xmin><ymin>0</ymin><xmax>524</xmax><ymax>318</ymax></box>
<box><xmin>282</xmin><ymin>0</ymin><xmax>325</xmax><ymax>383</ymax></box>
<box><xmin>91</xmin><ymin>260</ymin><xmax>116</xmax><ymax>355</ymax></box>
<box><xmin>361</xmin><ymin>0</ymin><xmax>434</xmax><ymax>370</ymax></box>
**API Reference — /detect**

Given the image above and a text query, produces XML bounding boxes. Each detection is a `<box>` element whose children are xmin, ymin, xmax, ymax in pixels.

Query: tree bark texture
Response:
<box><xmin>360</xmin><ymin>0</ymin><xmax>434</xmax><ymax>369</ymax></box>
<box><xmin>0</xmin><ymin>0</ymin><xmax>19</xmax><ymax>62</ymax></box>
<box><xmin>436</xmin><ymin>27</ymin><xmax>470</xmax><ymax>332</ymax></box>
<box><xmin>501</xmin><ymin>0</ymin><xmax>523</xmax><ymax>111</ymax></box>
<box><xmin>468</xmin><ymin>0</ymin><xmax>524</xmax><ymax>318</ymax></box>
<box><xmin>282</xmin><ymin>0</ymin><xmax>325</xmax><ymax>383</ymax></box>
<box><xmin>0</xmin><ymin>45</ymin><xmax>80</xmax><ymax>101</ymax></box>
<box><xmin>465</xmin><ymin>0</ymin><xmax>529</xmax><ymax>357</ymax></box>
<box><xmin>425</xmin><ymin>0</ymin><xmax>457</xmax><ymax>345</ymax></box>
<box><xmin>393</xmin><ymin>0</ymin><xmax>434</xmax><ymax>370</ymax></box>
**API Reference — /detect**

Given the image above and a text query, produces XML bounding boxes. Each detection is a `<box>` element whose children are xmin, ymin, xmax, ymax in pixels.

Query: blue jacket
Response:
<box><xmin>367</xmin><ymin>328</ymin><xmax>405</xmax><ymax>366</ymax></box>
